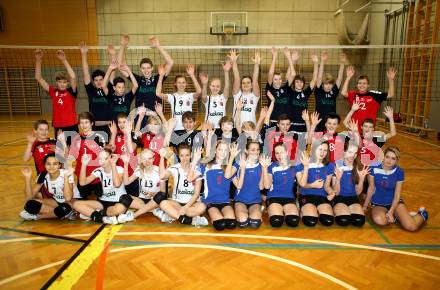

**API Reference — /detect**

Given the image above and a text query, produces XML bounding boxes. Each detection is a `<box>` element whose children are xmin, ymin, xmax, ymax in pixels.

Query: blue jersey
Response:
<box><xmin>267</xmin><ymin>162</ymin><xmax>304</xmax><ymax>199</ymax></box>
<box><xmin>370</xmin><ymin>164</ymin><xmax>404</xmax><ymax>206</ymax></box>
<box><xmin>197</xmin><ymin>163</ymin><xmax>233</xmax><ymax>205</ymax></box>
<box><xmin>233</xmin><ymin>162</ymin><xmax>262</xmax><ymax>204</ymax></box>
<box><xmin>300</xmin><ymin>162</ymin><xmax>335</xmax><ymax>197</ymax></box>
<box><xmin>335</xmin><ymin>160</ymin><xmax>357</xmax><ymax>197</ymax></box>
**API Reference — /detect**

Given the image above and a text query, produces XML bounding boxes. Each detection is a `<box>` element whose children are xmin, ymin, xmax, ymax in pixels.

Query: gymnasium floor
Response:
<box><xmin>0</xmin><ymin>116</ymin><xmax>439</xmax><ymax>290</ymax></box>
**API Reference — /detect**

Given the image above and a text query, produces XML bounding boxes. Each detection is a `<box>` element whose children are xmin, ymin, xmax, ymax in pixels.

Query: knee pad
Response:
<box><xmin>319</xmin><ymin>214</ymin><xmax>334</xmax><ymax>226</ymax></box>
<box><xmin>54</xmin><ymin>203</ymin><xmax>72</xmax><ymax>218</ymax></box>
<box><xmin>91</xmin><ymin>210</ymin><xmax>104</xmax><ymax>223</ymax></box>
<box><xmin>248</xmin><ymin>218</ymin><xmax>262</xmax><ymax>229</ymax></box>
<box><xmin>335</xmin><ymin>215</ymin><xmax>351</xmax><ymax>226</ymax></box>
<box><xmin>178</xmin><ymin>215</ymin><xmax>193</xmax><ymax>225</ymax></box>
<box><xmin>224</xmin><ymin>219</ymin><xmax>236</xmax><ymax>229</ymax></box>
<box><xmin>213</xmin><ymin>219</ymin><xmax>226</xmax><ymax>231</ymax></box>
<box><xmin>237</xmin><ymin>219</ymin><xmax>249</xmax><ymax>228</ymax></box>
<box><xmin>285</xmin><ymin>215</ymin><xmax>300</xmax><ymax>227</ymax></box>
<box><xmin>351</xmin><ymin>214</ymin><xmax>366</xmax><ymax>227</ymax></box>
<box><xmin>24</xmin><ymin>200</ymin><xmax>42</xmax><ymax>215</ymax></box>
<box><xmin>119</xmin><ymin>194</ymin><xmax>133</xmax><ymax>208</ymax></box>
<box><xmin>153</xmin><ymin>191</ymin><xmax>167</xmax><ymax>205</ymax></box>
<box><xmin>302</xmin><ymin>216</ymin><xmax>318</xmax><ymax>227</ymax></box>
<box><xmin>269</xmin><ymin>215</ymin><xmax>284</xmax><ymax>228</ymax></box>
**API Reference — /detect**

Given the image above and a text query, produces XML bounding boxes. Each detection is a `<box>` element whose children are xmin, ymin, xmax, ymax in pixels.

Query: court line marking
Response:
<box><xmin>44</xmin><ymin>225</ymin><xmax>122</xmax><ymax>290</ymax></box>
<box><xmin>366</xmin><ymin>218</ymin><xmax>392</xmax><ymax>244</ymax></box>
<box><xmin>0</xmin><ymin>233</ymin><xmax>91</xmax><ymax>244</ymax></box>
<box><xmin>0</xmin><ymin>226</ymin><xmax>86</xmax><ymax>243</ymax></box>
<box><xmin>114</xmin><ymin>232</ymin><xmax>440</xmax><ymax>261</ymax></box>
<box><xmin>0</xmin><ymin>260</ymin><xmax>65</xmax><ymax>287</ymax></box>
<box><xmin>109</xmin><ymin>243</ymin><xmax>357</xmax><ymax>290</ymax></box>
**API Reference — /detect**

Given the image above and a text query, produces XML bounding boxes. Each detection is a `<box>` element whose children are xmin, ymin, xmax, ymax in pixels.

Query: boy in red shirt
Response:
<box><xmin>34</xmin><ymin>49</ymin><xmax>79</xmax><ymax>142</ymax></box>
<box><xmin>341</xmin><ymin>65</ymin><xmax>397</xmax><ymax>132</ymax></box>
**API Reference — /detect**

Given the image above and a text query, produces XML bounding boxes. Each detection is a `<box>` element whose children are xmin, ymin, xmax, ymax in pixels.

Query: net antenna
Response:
<box><xmin>210</xmin><ymin>12</ymin><xmax>248</xmax><ymax>46</ymax></box>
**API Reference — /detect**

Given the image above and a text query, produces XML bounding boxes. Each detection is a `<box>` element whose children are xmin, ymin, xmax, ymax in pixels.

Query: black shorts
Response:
<box><xmin>235</xmin><ymin>201</ymin><xmax>262</xmax><ymax>209</ymax></box>
<box><xmin>299</xmin><ymin>195</ymin><xmax>331</xmax><ymax>207</ymax></box>
<box><xmin>332</xmin><ymin>195</ymin><xmax>360</xmax><ymax>206</ymax></box>
<box><xmin>140</xmin><ymin>198</ymin><xmax>151</xmax><ymax>204</ymax></box>
<box><xmin>99</xmin><ymin>200</ymin><xmax>118</xmax><ymax>214</ymax></box>
<box><xmin>77</xmin><ymin>182</ymin><xmax>103</xmax><ymax>199</ymax></box>
<box><xmin>371</xmin><ymin>198</ymin><xmax>405</xmax><ymax>210</ymax></box>
<box><xmin>290</xmin><ymin>123</ymin><xmax>307</xmax><ymax>133</ymax></box>
<box><xmin>206</xmin><ymin>203</ymin><xmax>232</xmax><ymax>211</ymax></box>
<box><xmin>125</xmin><ymin>181</ymin><xmax>139</xmax><ymax>196</ymax></box>
<box><xmin>266</xmin><ymin>197</ymin><xmax>296</xmax><ymax>207</ymax></box>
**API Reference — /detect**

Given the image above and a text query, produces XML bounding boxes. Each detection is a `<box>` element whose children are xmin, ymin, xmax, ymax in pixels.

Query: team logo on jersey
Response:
<box><xmin>220</xmin><ymin>101</ymin><xmax>224</xmax><ymax>106</ymax></box>
<box><xmin>186</xmin><ymin>100</ymin><xmax>190</xmax><ymax>106</ymax></box>
<box><xmin>250</xmin><ymin>99</ymin><xmax>254</xmax><ymax>105</ymax></box>
<box><xmin>280</xmin><ymin>89</ymin><xmax>284</xmax><ymax>93</ymax></box>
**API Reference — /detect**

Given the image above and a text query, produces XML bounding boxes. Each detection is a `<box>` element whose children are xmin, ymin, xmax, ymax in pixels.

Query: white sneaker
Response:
<box><xmin>102</xmin><ymin>216</ymin><xmax>119</xmax><ymax>224</ymax></box>
<box><xmin>19</xmin><ymin>210</ymin><xmax>39</xmax><ymax>221</ymax></box>
<box><xmin>160</xmin><ymin>212</ymin><xmax>175</xmax><ymax>223</ymax></box>
<box><xmin>117</xmin><ymin>211</ymin><xmax>134</xmax><ymax>223</ymax></box>
<box><xmin>79</xmin><ymin>213</ymin><xmax>91</xmax><ymax>221</ymax></box>
<box><xmin>64</xmin><ymin>210</ymin><xmax>78</xmax><ymax>220</ymax></box>
<box><xmin>152</xmin><ymin>208</ymin><xmax>164</xmax><ymax>219</ymax></box>
<box><xmin>191</xmin><ymin>216</ymin><xmax>209</xmax><ymax>227</ymax></box>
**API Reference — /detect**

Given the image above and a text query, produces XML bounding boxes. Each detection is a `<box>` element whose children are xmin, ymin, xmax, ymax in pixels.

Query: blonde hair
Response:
<box><xmin>323</xmin><ymin>73</ymin><xmax>335</xmax><ymax>85</ymax></box>
<box><xmin>383</xmin><ymin>146</ymin><xmax>400</xmax><ymax>162</ymax></box>
<box><xmin>139</xmin><ymin>149</ymin><xmax>155</xmax><ymax>171</ymax></box>
<box><xmin>242</xmin><ymin>121</ymin><xmax>256</xmax><ymax>131</ymax></box>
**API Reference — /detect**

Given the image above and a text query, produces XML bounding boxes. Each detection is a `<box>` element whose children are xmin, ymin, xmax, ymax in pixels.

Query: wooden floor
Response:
<box><xmin>0</xmin><ymin>115</ymin><xmax>439</xmax><ymax>290</ymax></box>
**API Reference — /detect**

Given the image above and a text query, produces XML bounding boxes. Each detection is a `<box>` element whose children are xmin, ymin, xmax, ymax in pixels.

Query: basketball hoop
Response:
<box><xmin>222</xmin><ymin>24</ymin><xmax>236</xmax><ymax>45</ymax></box>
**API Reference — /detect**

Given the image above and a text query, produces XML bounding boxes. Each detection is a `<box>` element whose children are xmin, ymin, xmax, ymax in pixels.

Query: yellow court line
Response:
<box><xmin>110</xmin><ymin>243</ymin><xmax>357</xmax><ymax>290</ymax></box>
<box><xmin>115</xmin><ymin>231</ymin><xmax>440</xmax><ymax>261</ymax></box>
<box><xmin>0</xmin><ymin>260</ymin><xmax>65</xmax><ymax>287</ymax></box>
<box><xmin>47</xmin><ymin>225</ymin><xmax>122</xmax><ymax>290</ymax></box>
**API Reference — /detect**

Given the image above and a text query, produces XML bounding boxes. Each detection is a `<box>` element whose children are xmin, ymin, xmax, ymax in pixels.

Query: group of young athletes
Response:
<box><xmin>21</xmin><ymin>35</ymin><xmax>428</xmax><ymax>231</ymax></box>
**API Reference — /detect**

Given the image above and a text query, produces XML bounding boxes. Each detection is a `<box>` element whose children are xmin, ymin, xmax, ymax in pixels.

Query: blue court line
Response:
<box><xmin>366</xmin><ymin>217</ymin><xmax>392</xmax><ymax>244</ymax></box>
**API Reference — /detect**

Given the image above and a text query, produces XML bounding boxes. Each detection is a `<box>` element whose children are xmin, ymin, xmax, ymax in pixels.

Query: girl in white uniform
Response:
<box><xmin>230</xmin><ymin>49</ymin><xmax>261</xmax><ymax>127</ymax></box>
<box><xmin>156</xmin><ymin>64</ymin><xmax>202</xmax><ymax>131</ymax></box>
<box><xmin>200</xmin><ymin>60</ymin><xmax>231</xmax><ymax>128</ymax></box>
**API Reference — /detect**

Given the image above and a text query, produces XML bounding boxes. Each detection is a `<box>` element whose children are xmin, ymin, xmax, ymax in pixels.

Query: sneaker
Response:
<box><xmin>117</xmin><ymin>211</ymin><xmax>134</xmax><ymax>223</ymax></box>
<box><xmin>64</xmin><ymin>210</ymin><xmax>78</xmax><ymax>221</ymax></box>
<box><xmin>160</xmin><ymin>212</ymin><xmax>175</xmax><ymax>223</ymax></box>
<box><xmin>102</xmin><ymin>216</ymin><xmax>119</xmax><ymax>225</ymax></box>
<box><xmin>79</xmin><ymin>213</ymin><xmax>91</xmax><ymax>221</ymax></box>
<box><xmin>19</xmin><ymin>210</ymin><xmax>39</xmax><ymax>221</ymax></box>
<box><xmin>152</xmin><ymin>208</ymin><xmax>164</xmax><ymax>219</ymax></box>
<box><xmin>418</xmin><ymin>207</ymin><xmax>429</xmax><ymax>221</ymax></box>
<box><xmin>191</xmin><ymin>216</ymin><xmax>209</xmax><ymax>227</ymax></box>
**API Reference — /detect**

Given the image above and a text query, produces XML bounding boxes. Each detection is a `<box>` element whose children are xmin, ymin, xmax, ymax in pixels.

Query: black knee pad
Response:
<box><xmin>335</xmin><ymin>215</ymin><xmax>351</xmax><ymax>226</ymax></box>
<box><xmin>119</xmin><ymin>194</ymin><xmax>133</xmax><ymax>208</ymax></box>
<box><xmin>178</xmin><ymin>215</ymin><xmax>193</xmax><ymax>225</ymax></box>
<box><xmin>285</xmin><ymin>215</ymin><xmax>300</xmax><ymax>227</ymax></box>
<box><xmin>24</xmin><ymin>200</ymin><xmax>42</xmax><ymax>214</ymax></box>
<box><xmin>237</xmin><ymin>219</ymin><xmax>249</xmax><ymax>228</ymax></box>
<box><xmin>302</xmin><ymin>216</ymin><xmax>318</xmax><ymax>227</ymax></box>
<box><xmin>248</xmin><ymin>218</ymin><xmax>262</xmax><ymax>229</ymax></box>
<box><xmin>319</xmin><ymin>214</ymin><xmax>334</xmax><ymax>226</ymax></box>
<box><xmin>91</xmin><ymin>210</ymin><xmax>104</xmax><ymax>223</ymax></box>
<box><xmin>269</xmin><ymin>215</ymin><xmax>284</xmax><ymax>228</ymax></box>
<box><xmin>213</xmin><ymin>219</ymin><xmax>226</xmax><ymax>231</ymax></box>
<box><xmin>224</xmin><ymin>219</ymin><xmax>236</xmax><ymax>229</ymax></box>
<box><xmin>54</xmin><ymin>203</ymin><xmax>72</xmax><ymax>218</ymax></box>
<box><xmin>351</xmin><ymin>214</ymin><xmax>366</xmax><ymax>227</ymax></box>
<box><xmin>153</xmin><ymin>191</ymin><xmax>167</xmax><ymax>205</ymax></box>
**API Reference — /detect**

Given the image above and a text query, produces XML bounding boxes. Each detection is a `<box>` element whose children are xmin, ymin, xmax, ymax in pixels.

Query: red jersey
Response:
<box><xmin>267</xmin><ymin>130</ymin><xmax>299</xmax><ymax>162</ymax></box>
<box><xmin>359</xmin><ymin>137</ymin><xmax>382</xmax><ymax>166</ymax></box>
<box><xmin>313</xmin><ymin>131</ymin><xmax>348</xmax><ymax>162</ymax></box>
<box><xmin>69</xmin><ymin>132</ymin><xmax>105</xmax><ymax>183</ymax></box>
<box><xmin>114</xmin><ymin>131</ymin><xmax>138</xmax><ymax>175</ymax></box>
<box><xmin>32</xmin><ymin>139</ymin><xmax>56</xmax><ymax>174</ymax></box>
<box><xmin>48</xmin><ymin>86</ymin><xmax>78</xmax><ymax>128</ymax></box>
<box><xmin>139</xmin><ymin>132</ymin><xmax>165</xmax><ymax>166</ymax></box>
<box><xmin>347</xmin><ymin>90</ymin><xmax>387</xmax><ymax>132</ymax></box>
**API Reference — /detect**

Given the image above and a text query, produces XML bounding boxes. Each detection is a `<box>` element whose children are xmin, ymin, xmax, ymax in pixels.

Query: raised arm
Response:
<box><xmin>187</xmin><ymin>64</ymin><xmax>202</xmax><ymax>98</ymax></box>
<box><xmin>316</xmin><ymin>51</ymin><xmax>328</xmax><ymax>88</ymax></box>
<box><xmin>109</xmin><ymin>154</ymin><xmax>122</xmax><ymax>188</ymax></box>
<box><xmin>363</xmin><ymin>175</ymin><xmax>375</xmax><ymax>211</ymax></box>
<box><xmin>256</xmin><ymin>106</ymin><xmax>268</xmax><ymax>133</ymax></box>
<box><xmin>222</xmin><ymin>60</ymin><xmax>232</xmax><ymax>98</ymax></box>
<box><xmin>341</xmin><ymin>65</ymin><xmax>355</xmax><ymax>98</ymax></box>
<box><xmin>234</xmin><ymin>99</ymin><xmax>244</xmax><ymax>134</ymax></box>
<box><xmin>290</xmin><ymin>50</ymin><xmax>300</xmax><ymax>80</ymax></box>
<box><xmin>21</xmin><ymin>167</ymin><xmax>36</xmax><ymax>201</ymax></box>
<box><xmin>199</xmin><ymin>72</ymin><xmax>209</xmax><ymax>104</ymax></box>
<box><xmin>107</xmin><ymin>44</ymin><xmax>118</xmax><ymax>82</ymax></box>
<box><xmin>23</xmin><ymin>132</ymin><xmax>36</xmax><ymax>162</ymax></box>
<box><xmin>264</xmin><ymin>91</ymin><xmax>275</xmax><ymax>125</ymax></box>
<box><xmin>121</xmin><ymin>154</ymin><xmax>138</xmax><ymax>185</ymax></box>
<box><xmin>284</xmin><ymin>47</ymin><xmax>295</xmax><ymax>85</ymax></box>
<box><xmin>228</xmin><ymin>49</ymin><xmax>240</xmax><ymax>95</ymax></box>
<box><xmin>296</xmin><ymin>152</ymin><xmax>309</xmax><ymax>187</ymax></box>
<box><xmin>224</xmin><ymin>143</ymin><xmax>240</xmax><ymax>179</ymax></box>
<box><xmin>386</xmin><ymin>67</ymin><xmax>397</xmax><ymax>99</ymax></box>
<box><xmin>119</xmin><ymin>63</ymin><xmax>138</xmax><ymax>94</ymax></box>
<box><xmin>356</xmin><ymin>166</ymin><xmax>370</xmax><ymax>195</ymax></box>
<box><xmin>79</xmin><ymin>155</ymin><xmax>97</xmax><ymax>186</ymax></box>
<box><xmin>187</xmin><ymin>147</ymin><xmax>202</xmax><ymax>182</ymax></box>
<box><xmin>116</xmin><ymin>35</ymin><xmax>130</xmax><ymax>78</ymax></box>
<box><xmin>102</xmin><ymin>61</ymin><xmax>118</xmax><ymax>96</ymax></box>
<box><xmin>63</xmin><ymin>167</ymin><xmax>74</xmax><ymax>202</ymax></box>
<box><xmin>267</xmin><ymin>47</ymin><xmax>277</xmax><ymax>85</ymax></box>
<box><xmin>158</xmin><ymin>149</ymin><xmax>172</xmax><ymax>180</ymax></box>
<box><xmin>155</xmin><ymin>64</ymin><xmax>169</xmax><ymax>101</ymax></box>
<box><xmin>382</xmin><ymin>106</ymin><xmax>396</xmax><ymax>140</ymax></box>
<box><xmin>309</xmin><ymin>53</ymin><xmax>319</xmax><ymax>89</ymax></box>
<box><xmin>251</xmin><ymin>51</ymin><xmax>261</xmax><ymax>97</ymax></box>
<box><xmin>80</xmin><ymin>42</ymin><xmax>91</xmax><ymax>85</ymax></box>
<box><xmin>56</xmin><ymin>50</ymin><xmax>77</xmax><ymax>92</ymax></box>
<box><xmin>149</xmin><ymin>36</ymin><xmax>174</xmax><ymax>76</ymax></box>
<box><xmin>336</xmin><ymin>53</ymin><xmax>347</xmax><ymax>88</ymax></box>
<box><xmin>343</xmin><ymin>100</ymin><xmax>360</xmax><ymax>129</ymax></box>
<box><xmin>34</xmin><ymin>49</ymin><xmax>50</xmax><ymax>92</ymax></box>
<box><xmin>232</xmin><ymin>154</ymin><xmax>247</xmax><ymax>190</ymax></box>
<box><xmin>260</xmin><ymin>155</ymin><xmax>272</xmax><ymax>189</ymax></box>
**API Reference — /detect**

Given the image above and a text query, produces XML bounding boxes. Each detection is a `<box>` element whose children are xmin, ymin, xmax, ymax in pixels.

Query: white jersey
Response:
<box><xmin>167</xmin><ymin>163</ymin><xmax>200</xmax><ymax>204</ymax></box>
<box><xmin>133</xmin><ymin>166</ymin><xmax>163</xmax><ymax>199</ymax></box>
<box><xmin>36</xmin><ymin>169</ymin><xmax>80</xmax><ymax>203</ymax></box>
<box><xmin>233</xmin><ymin>90</ymin><xmax>259</xmax><ymax>126</ymax></box>
<box><xmin>92</xmin><ymin>166</ymin><xmax>126</xmax><ymax>202</ymax></box>
<box><xmin>167</xmin><ymin>92</ymin><xmax>195</xmax><ymax>130</ymax></box>
<box><xmin>204</xmin><ymin>94</ymin><xmax>227</xmax><ymax>128</ymax></box>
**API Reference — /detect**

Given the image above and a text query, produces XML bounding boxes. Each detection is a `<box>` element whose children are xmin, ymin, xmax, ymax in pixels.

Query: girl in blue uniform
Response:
<box><xmin>297</xmin><ymin>141</ymin><xmax>335</xmax><ymax>226</ymax></box>
<box><xmin>188</xmin><ymin>141</ymin><xmax>237</xmax><ymax>230</ymax></box>
<box><xmin>261</xmin><ymin>142</ymin><xmax>309</xmax><ymax>227</ymax></box>
<box><xmin>225</xmin><ymin>141</ymin><xmax>265</xmax><ymax>228</ymax></box>
<box><xmin>332</xmin><ymin>143</ymin><xmax>369</xmax><ymax>227</ymax></box>
<box><xmin>364</xmin><ymin>146</ymin><xmax>428</xmax><ymax>231</ymax></box>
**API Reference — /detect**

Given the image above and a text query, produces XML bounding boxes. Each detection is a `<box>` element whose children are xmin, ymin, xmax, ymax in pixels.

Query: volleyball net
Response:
<box><xmin>0</xmin><ymin>44</ymin><xmax>439</xmax><ymax>131</ymax></box>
